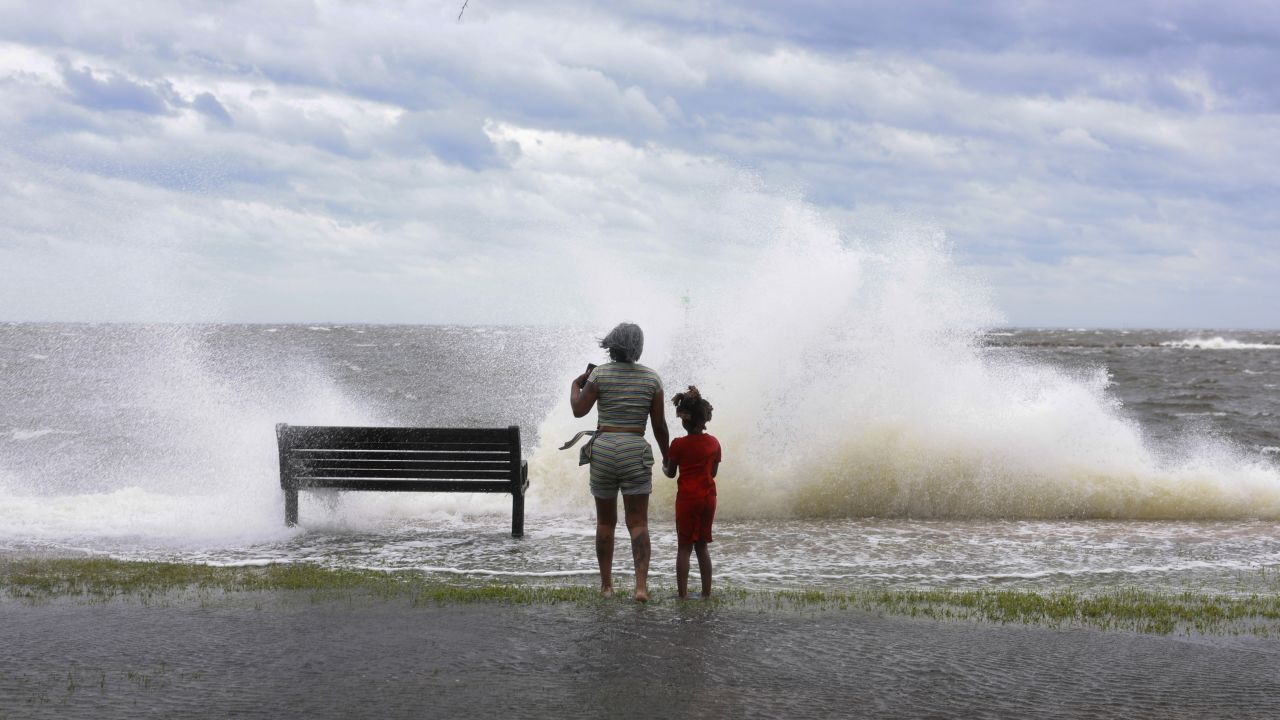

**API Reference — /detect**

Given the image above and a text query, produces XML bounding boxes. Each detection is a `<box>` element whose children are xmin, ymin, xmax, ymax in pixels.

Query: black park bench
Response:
<box><xmin>276</xmin><ymin>424</ymin><xmax>530</xmax><ymax>537</ymax></box>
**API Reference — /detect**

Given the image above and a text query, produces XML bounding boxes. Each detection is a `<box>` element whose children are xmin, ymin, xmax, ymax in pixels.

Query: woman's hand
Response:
<box><xmin>570</xmin><ymin>374</ymin><xmax>598</xmax><ymax>418</ymax></box>
<box><xmin>662</xmin><ymin>459</ymin><xmax>677</xmax><ymax>479</ymax></box>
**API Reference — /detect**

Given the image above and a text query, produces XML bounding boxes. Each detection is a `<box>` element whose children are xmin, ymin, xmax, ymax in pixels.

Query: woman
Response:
<box><xmin>570</xmin><ymin>322</ymin><xmax>669</xmax><ymax>602</ymax></box>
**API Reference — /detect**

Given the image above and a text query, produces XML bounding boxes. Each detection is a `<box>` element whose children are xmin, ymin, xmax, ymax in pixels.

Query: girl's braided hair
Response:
<box><xmin>671</xmin><ymin>385</ymin><xmax>714</xmax><ymax>427</ymax></box>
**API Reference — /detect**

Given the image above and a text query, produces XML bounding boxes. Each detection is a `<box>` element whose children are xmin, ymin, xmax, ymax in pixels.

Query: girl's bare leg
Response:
<box><xmin>676</xmin><ymin>543</ymin><xmax>693</xmax><ymax>599</ymax></box>
<box><xmin>694</xmin><ymin>541</ymin><xmax>712</xmax><ymax>598</ymax></box>
<box><xmin>594</xmin><ymin>497</ymin><xmax>617</xmax><ymax>596</ymax></box>
<box><xmin>622</xmin><ymin>493</ymin><xmax>650</xmax><ymax>602</ymax></box>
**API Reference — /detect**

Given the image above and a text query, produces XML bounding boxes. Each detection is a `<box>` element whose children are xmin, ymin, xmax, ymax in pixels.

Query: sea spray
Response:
<box><xmin>0</xmin><ymin>324</ymin><xmax>389</xmax><ymax>543</ymax></box>
<box><xmin>526</xmin><ymin>203</ymin><xmax>1280</xmax><ymax>519</ymax></box>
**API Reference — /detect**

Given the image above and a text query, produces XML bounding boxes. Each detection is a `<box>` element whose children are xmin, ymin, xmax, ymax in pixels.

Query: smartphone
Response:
<box><xmin>579</xmin><ymin>363</ymin><xmax>597</xmax><ymax>388</ymax></box>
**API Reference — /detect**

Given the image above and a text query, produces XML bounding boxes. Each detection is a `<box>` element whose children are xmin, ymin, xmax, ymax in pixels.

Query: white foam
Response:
<box><xmin>0</xmin><ymin>487</ymin><xmax>504</xmax><ymax>549</ymax></box>
<box><xmin>389</xmin><ymin>566</ymin><xmax>598</xmax><ymax>578</ymax></box>
<box><xmin>1161</xmin><ymin>337</ymin><xmax>1280</xmax><ymax>350</ymax></box>
<box><xmin>10</xmin><ymin>428</ymin><xmax>61</xmax><ymax>441</ymax></box>
<box><xmin>0</xmin><ymin>487</ymin><xmax>291</xmax><ymax>545</ymax></box>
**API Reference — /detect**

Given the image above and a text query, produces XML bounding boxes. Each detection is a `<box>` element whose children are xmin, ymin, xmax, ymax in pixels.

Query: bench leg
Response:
<box><xmin>285</xmin><ymin>489</ymin><xmax>298</xmax><ymax>526</ymax></box>
<box><xmin>511</xmin><ymin>491</ymin><xmax>525</xmax><ymax>538</ymax></box>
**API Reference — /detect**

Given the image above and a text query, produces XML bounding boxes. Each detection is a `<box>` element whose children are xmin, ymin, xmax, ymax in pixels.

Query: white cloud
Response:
<box><xmin>0</xmin><ymin>0</ymin><xmax>1276</xmax><ymax>327</ymax></box>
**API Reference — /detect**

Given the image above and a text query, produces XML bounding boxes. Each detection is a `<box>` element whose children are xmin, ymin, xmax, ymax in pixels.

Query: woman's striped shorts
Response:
<box><xmin>589</xmin><ymin>432</ymin><xmax>654</xmax><ymax>499</ymax></box>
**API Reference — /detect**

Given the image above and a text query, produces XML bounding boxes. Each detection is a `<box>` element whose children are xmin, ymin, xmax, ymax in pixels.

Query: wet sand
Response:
<box><xmin>2</xmin><ymin>595</ymin><xmax>1279</xmax><ymax>719</ymax></box>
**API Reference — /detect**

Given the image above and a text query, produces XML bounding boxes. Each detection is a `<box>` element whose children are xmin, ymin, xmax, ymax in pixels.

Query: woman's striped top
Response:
<box><xmin>588</xmin><ymin>362</ymin><xmax>663</xmax><ymax>430</ymax></box>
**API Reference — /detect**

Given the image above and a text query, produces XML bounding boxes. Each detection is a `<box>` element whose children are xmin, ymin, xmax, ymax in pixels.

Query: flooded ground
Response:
<box><xmin>3</xmin><ymin>595</ymin><xmax>1279</xmax><ymax>719</ymax></box>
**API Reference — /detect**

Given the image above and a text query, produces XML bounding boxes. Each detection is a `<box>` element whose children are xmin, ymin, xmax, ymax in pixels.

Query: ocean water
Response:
<box><xmin>2</xmin><ymin>321</ymin><xmax>1278</xmax><ymax>595</ymax></box>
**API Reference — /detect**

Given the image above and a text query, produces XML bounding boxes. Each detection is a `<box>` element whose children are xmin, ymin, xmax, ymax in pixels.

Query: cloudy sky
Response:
<box><xmin>0</xmin><ymin>0</ymin><xmax>1276</xmax><ymax>327</ymax></box>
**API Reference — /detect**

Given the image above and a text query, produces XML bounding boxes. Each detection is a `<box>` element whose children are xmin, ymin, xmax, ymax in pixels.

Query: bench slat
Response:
<box><xmin>292</xmin><ymin>459</ymin><xmax>514</xmax><ymax>472</ymax></box>
<box><xmin>292</xmin><ymin>468</ymin><xmax>513</xmax><ymax>480</ymax></box>
<box><xmin>288</xmin><ymin>442</ymin><xmax>514</xmax><ymax>452</ymax></box>
<box><xmin>292</xmin><ymin>478</ymin><xmax>515</xmax><ymax>493</ymax></box>
<box><xmin>289</xmin><ymin>450</ymin><xmax>515</xmax><ymax>462</ymax></box>
<box><xmin>280</xmin><ymin>426</ymin><xmax>512</xmax><ymax>445</ymax></box>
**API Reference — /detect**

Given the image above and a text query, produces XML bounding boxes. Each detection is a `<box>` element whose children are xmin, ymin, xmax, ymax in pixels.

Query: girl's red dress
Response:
<box><xmin>668</xmin><ymin>433</ymin><xmax>721</xmax><ymax>543</ymax></box>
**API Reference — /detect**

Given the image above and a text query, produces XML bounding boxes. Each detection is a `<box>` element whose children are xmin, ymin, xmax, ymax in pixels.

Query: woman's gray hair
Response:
<box><xmin>600</xmin><ymin>322</ymin><xmax>644</xmax><ymax>363</ymax></box>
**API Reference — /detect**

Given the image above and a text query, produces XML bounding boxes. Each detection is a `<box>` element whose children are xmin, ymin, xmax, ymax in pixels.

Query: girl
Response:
<box><xmin>662</xmin><ymin>386</ymin><xmax>720</xmax><ymax>599</ymax></box>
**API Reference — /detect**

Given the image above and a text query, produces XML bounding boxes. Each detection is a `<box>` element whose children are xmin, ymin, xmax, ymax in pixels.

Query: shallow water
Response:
<box><xmin>8</xmin><ymin>517</ymin><xmax>1280</xmax><ymax>596</ymax></box>
<box><xmin>4</xmin><ymin>599</ymin><xmax>1279</xmax><ymax>719</ymax></box>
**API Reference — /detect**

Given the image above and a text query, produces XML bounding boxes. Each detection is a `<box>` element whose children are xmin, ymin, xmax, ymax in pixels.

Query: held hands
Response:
<box><xmin>662</xmin><ymin>458</ymin><xmax>677</xmax><ymax>478</ymax></box>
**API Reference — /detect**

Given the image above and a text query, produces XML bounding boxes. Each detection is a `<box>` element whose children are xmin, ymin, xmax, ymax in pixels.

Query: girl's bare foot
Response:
<box><xmin>600</xmin><ymin>585</ymin><xmax>614</xmax><ymax>597</ymax></box>
<box><xmin>633</xmin><ymin>588</ymin><xmax>648</xmax><ymax>602</ymax></box>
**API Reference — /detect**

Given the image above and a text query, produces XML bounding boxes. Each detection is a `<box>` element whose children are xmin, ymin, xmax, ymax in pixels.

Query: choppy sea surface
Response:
<box><xmin>2</xmin><ymin>323</ymin><xmax>1279</xmax><ymax>595</ymax></box>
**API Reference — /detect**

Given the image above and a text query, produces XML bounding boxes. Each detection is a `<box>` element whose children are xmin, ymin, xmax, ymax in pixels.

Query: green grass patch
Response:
<box><xmin>5</xmin><ymin>556</ymin><xmax>1280</xmax><ymax>637</ymax></box>
<box><xmin>0</xmin><ymin>557</ymin><xmax>600</xmax><ymax>606</ymax></box>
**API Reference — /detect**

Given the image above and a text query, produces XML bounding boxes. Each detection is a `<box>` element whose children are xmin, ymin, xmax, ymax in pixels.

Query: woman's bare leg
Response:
<box><xmin>594</xmin><ymin>497</ymin><xmax>617</xmax><ymax>596</ymax></box>
<box><xmin>622</xmin><ymin>493</ymin><xmax>650</xmax><ymax>602</ymax></box>
<box><xmin>694</xmin><ymin>541</ymin><xmax>712</xmax><ymax>598</ymax></box>
<box><xmin>676</xmin><ymin>543</ymin><xmax>693</xmax><ymax>599</ymax></box>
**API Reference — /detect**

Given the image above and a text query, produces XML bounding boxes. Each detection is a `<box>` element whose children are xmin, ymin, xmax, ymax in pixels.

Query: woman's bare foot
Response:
<box><xmin>633</xmin><ymin>588</ymin><xmax>648</xmax><ymax>602</ymax></box>
<box><xmin>600</xmin><ymin>585</ymin><xmax>614</xmax><ymax>598</ymax></box>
